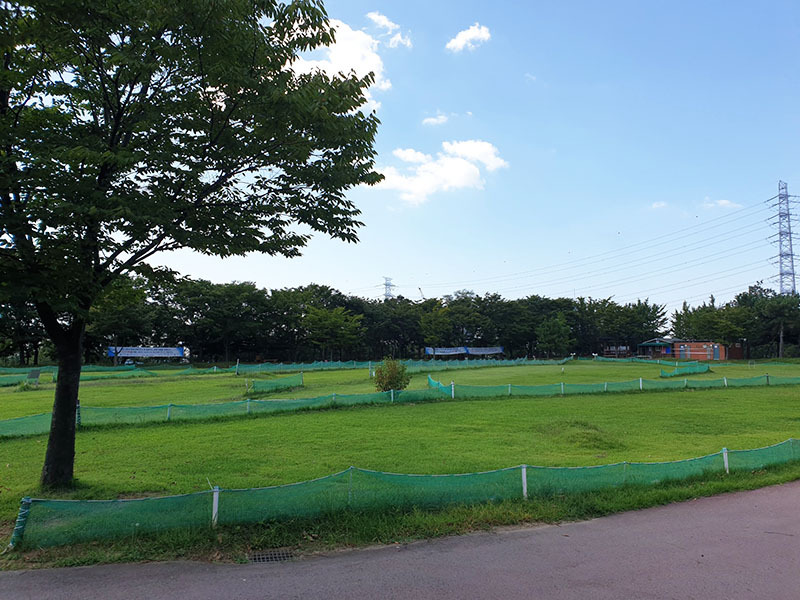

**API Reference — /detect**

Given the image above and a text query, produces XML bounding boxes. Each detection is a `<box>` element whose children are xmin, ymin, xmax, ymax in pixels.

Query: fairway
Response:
<box><xmin>2</xmin><ymin>359</ymin><xmax>800</xmax><ymax>545</ymax></box>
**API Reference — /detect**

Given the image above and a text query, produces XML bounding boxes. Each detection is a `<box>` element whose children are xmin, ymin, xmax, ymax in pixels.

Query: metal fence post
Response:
<box><xmin>722</xmin><ymin>447</ymin><xmax>729</xmax><ymax>474</ymax></box>
<box><xmin>723</xmin><ymin>376</ymin><xmax>727</xmax><ymax>388</ymax></box>
<box><xmin>212</xmin><ymin>486</ymin><xmax>220</xmax><ymax>528</ymax></box>
<box><xmin>639</xmin><ymin>377</ymin><xmax>643</xmax><ymax>391</ymax></box>
<box><xmin>508</xmin><ymin>383</ymin><xmax>512</xmax><ymax>396</ymax></box>
<box><xmin>604</xmin><ymin>382</ymin><xmax>607</xmax><ymax>392</ymax></box>
<box><xmin>166</xmin><ymin>403</ymin><xmax>172</xmax><ymax>421</ymax></box>
<box><xmin>451</xmin><ymin>381</ymin><xmax>455</xmax><ymax>399</ymax></box>
<box><xmin>246</xmin><ymin>399</ymin><xmax>251</xmax><ymax>414</ymax></box>
<box><xmin>521</xmin><ymin>465</ymin><xmax>528</xmax><ymax>500</ymax></box>
<box><xmin>390</xmin><ymin>389</ymin><xmax>394</xmax><ymax>403</ymax></box>
<box><xmin>766</xmin><ymin>374</ymin><xmax>770</xmax><ymax>386</ymax></box>
<box><xmin>560</xmin><ymin>382</ymin><xmax>564</xmax><ymax>396</ymax></box>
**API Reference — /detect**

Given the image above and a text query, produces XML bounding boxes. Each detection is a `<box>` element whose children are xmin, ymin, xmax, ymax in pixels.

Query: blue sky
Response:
<box><xmin>158</xmin><ymin>0</ymin><xmax>800</xmax><ymax>314</ymax></box>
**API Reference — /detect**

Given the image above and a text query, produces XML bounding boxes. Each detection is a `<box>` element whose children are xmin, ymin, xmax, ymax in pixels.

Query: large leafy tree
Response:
<box><xmin>0</xmin><ymin>0</ymin><xmax>381</xmax><ymax>486</ymax></box>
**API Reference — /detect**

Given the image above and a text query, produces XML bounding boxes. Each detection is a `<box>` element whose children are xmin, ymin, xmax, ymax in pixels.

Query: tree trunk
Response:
<box><xmin>40</xmin><ymin>328</ymin><xmax>84</xmax><ymax>488</ymax></box>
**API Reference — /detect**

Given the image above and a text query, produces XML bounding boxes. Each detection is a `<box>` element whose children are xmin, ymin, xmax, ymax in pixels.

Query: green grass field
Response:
<box><xmin>1</xmin><ymin>359</ymin><xmax>800</xmax><ymax>567</ymax></box>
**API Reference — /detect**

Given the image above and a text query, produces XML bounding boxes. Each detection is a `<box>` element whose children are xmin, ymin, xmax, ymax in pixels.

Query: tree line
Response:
<box><xmin>4</xmin><ymin>277</ymin><xmax>797</xmax><ymax>366</ymax></box>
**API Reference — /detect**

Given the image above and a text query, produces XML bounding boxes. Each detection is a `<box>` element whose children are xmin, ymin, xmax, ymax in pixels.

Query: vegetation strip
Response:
<box><xmin>7</xmin><ymin>438</ymin><xmax>798</xmax><ymax>551</ymax></box>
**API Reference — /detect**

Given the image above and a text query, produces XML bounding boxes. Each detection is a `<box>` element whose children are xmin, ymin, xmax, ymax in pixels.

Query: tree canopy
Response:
<box><xmin>0</xmin><ymin>0</ymin><xmax>382</xmax><ymax>486</ymax></box>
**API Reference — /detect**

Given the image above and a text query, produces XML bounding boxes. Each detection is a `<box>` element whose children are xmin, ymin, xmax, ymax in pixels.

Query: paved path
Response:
<box><xmin>3</xmin><ymin>481</ymin><xmax>799</xmax><ymax>599</ymax></box>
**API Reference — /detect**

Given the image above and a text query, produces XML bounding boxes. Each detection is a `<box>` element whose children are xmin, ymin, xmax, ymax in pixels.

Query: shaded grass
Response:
<box><xmin>4</xmin><ymin>461</ymin><xmax>800</xmax><ymax>570</ymax></box>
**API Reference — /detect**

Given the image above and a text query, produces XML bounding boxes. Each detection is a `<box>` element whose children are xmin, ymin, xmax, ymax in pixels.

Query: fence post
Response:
<box><xmin>6</xmin><ymin>497</ymin><xmax>32</xmax><ymax>551</ymax></box>
<box><xmin>684</xmin><ymin>378</ymin><xmax>688</xmax><ymax>389</ymax></box>
<box><xmin>246</xmin><ymin>399</ymin><xmax>251</xmax><ymax>414</ymax></box>
<box><xmin>521</xmin><ymin>465</ymin><xmax>528</xmax><ymax>500</ymax></box>
<box><xmin>604</xmin><ymin>382</ymin><xmax>607</xmax><ymax>392</ymax></box>
<box><xmin>235</xmin><ymin>359</ymin><xmax>240</xmax><ymax>376</ymax></box>
<box><xmin>211</xmin><ymin>486</ymin><xmax>220</xmax><ymax>528</ymax></box>
<box><xmin>560</xmin><ymin>382</ymin><xmax>564</xmax><ymax>396</ymax></box>
<box><xmin>166</xmin><ymin>403</ymin><xmax>172</xmax><ymax>421</ymax></box>
<box><xmin>722</xmin><ymin>447</ymin><xmax>729</xmax><ymax>474</ymax></box>
<box><xmin>639</xmin><ymin>377</ymin><xmax>643</xmax><ymax>391</ymax></box>
<box><xmin>723</xmin><ymin>376</ymin><xmax>728</xmax><ymax>388</ymax></box>
<box><xmin>623</xmin><ymin>461</ymin><xmax>628</xmax><ymax>484</ymax></box>
<box><xmin>451</xmin><ymin>381</ymin><xmax>455</xmax><ymax>399</ymax></box>
<box><xmin>508</xmin><ymin>383</ymin><xmax>512</xmax><ymax>396</ymax></box>
<box><xmin>390</xmin><ymin>389</ymin><xmax>394</xmax><ymax>403</ymax></box>
<box><xmin>301</xmin><ymin>371</ymin><xmax>304</xmax><ymax>385</ymax></box>
<box><xmin>348</xmin><ymin>466</ymin><xmax>354</xmax><ymax>506</ymax></box>
<box><xmin>332</xmin><ymin>393</ymin><xmax>336</xmax><ymax>403</ymax></box>
<box><xmin>766</xmin><ymin>374</ymin><xmax>770</xmax><ymax>386</ymax></box>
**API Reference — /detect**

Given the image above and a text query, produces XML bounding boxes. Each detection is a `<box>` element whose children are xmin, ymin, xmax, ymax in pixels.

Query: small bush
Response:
<box><xmin>14</xmin><ymin>381</ymin><xmax>37</xmax><ymax>392</ymax></box>
<box><xmin>374</xmin><ymin>357</ymin><xmax>411</xmax><ymax>392</ymax></box>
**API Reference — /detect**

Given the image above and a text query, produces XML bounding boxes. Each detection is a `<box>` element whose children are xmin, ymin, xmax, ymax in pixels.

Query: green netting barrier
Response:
<box><xmin>247</xmin><ymin>373</ymin><xmax>304</xmax><ymax>394</ymax></box>
<box><xmin>9</xmin><ymin>439</ymin><xmax>799</xmax><ymax>550</ymax></box>
<box><xmin>426</xmin><ymin>373</ymin><xmax>797</xmax><ymax>399</ymax></box>
<box><xmin>0</xmin><ymin>374</ymin><xmax>27</xmax><ymax>387</ymax></box>
<box><xmin>660</xmin><ymin>364</ymin><xmax>711</xmax><ymax>378</ymax></box>
<box><xmin>0</xmin><ymin>386</ymin><xmax>452</xmax><ymax>438</ymax></box>
<box><xmin>596</xmin><ymin>357</ymin><xmax>700</xmax><ymax>366</ymax></box>
<box><xmin>51</xmin><ymin>368</ymin><xmax>157</xmax><ymax>383</ymax></box>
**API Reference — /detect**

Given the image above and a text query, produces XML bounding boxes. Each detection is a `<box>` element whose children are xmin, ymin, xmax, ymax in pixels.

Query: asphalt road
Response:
<box><xmin>3</xmin><ymin>481</ymin><xmax>799</xmax><ymax>599</ymax></box>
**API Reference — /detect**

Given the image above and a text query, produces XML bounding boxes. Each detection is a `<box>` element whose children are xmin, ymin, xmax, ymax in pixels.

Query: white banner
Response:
<box><xmin>108</xmin><ymin>346</ymin><xmax>185</xmax><ymax>358</ymax></box>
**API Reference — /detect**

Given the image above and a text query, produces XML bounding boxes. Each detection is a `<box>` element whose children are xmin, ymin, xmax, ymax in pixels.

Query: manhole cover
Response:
<box><xmin>248</xmin><ymin>548</ymin><xmax>295</xmax><ymax>563</ymax></box>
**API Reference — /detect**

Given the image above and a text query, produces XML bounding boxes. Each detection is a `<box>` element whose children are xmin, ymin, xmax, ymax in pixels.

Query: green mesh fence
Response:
<box><xmin>51</xmin><ymin>368</ymin><xmax>157</xmax><ymax>383</ymax></box>
<box><xmin>9</xmin><ymin>439</ymin><xmax>799</xmax><ymax>550</ymax></box>
<box><xmin>596</xmin><ymin>357</ymin><xmax>698</xmax><ymax>365</ymax></box>
<box><xmin>660</xmin><ymin>364</ymin><xmax>711</xmax><ymax>378</ymax></box>
<box><xmin>0</xmin><ymin>374</ymin><xmax>27</xmax><ymax>387</ymax></box>
<box><xmin>3</xmin><ymin>372</ymin><xmax>798</xmax><ymax>440</ymax></box>
<box><xmin>247</xmin><ymin>373</ymin><xmax>304</xmax><ymax>394</ymax></box>
<box><xmin>0</xmin><ymin>387</ymin><xmax>451</xmax><ymax>438</ymax></box>
<box><xmin>425</xmin><ymin>374</ymin><xmax>799</xmax><ymax>399</ymax></box>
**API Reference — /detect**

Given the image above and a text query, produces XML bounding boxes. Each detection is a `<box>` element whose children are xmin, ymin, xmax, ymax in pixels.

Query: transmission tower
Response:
<box><xmin>382</xmin><ymin>276</ymin><xmax>396</xmax><ymax>300</ymax></box>
<box><xmin>770</xmin><ymin>181</ymin><xmax>797</xmax><ymax>295</ymax></box>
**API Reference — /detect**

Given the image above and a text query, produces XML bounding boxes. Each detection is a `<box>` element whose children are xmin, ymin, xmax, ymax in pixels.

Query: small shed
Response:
<box><xmin>637</xmin><ymin>337</ymin><xmax>676</xmax><ymax>358</ymax></box>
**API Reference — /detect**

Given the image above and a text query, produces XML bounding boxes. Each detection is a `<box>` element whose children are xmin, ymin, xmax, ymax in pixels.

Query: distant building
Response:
<box><xmin>637</xmin><ymin>337</ymin><xmax>727</xmax><ymax>361</ymax></box>
<box><xmin>602</xmin><ymin>344</ymin><xmax>632</xmax><ymax>358</ymax></box>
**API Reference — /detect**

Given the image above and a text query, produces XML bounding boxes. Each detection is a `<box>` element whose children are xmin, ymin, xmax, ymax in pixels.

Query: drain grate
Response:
<box><xmin>248</xmin><ymin>548</ymin><xmax>296</xmax><ymax>563</ymax></box>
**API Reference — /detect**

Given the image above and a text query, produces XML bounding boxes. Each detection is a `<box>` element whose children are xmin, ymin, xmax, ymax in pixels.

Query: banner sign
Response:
<box><xmin>425</xmin><ymin>346</ymin><xmax>504</xmax><ymax>356</ymax></box>
<box><xmin>466</xmin><ymin>347</ymin><xmax>504</xmax><ymax>356</ymax></box>
<box><xmin>108</xmin><ymin>346</ymin><xmax>185</xmax><ymax>358</ymax></box>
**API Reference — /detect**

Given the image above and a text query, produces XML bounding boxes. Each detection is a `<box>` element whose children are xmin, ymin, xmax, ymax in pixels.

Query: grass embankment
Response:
<box><xmin>1</xmin><ymin>360</ymin><xmax>799</xmax><ymax>568</ymax></box>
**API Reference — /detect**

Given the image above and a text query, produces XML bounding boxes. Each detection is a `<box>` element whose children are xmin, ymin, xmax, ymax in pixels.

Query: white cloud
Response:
<box><xmin>446</xmin><ymin>23</ymin><xmax>491</xmax><ymax>52</ymax></box>
<box><xmin>293</xmin><ymin>19</ymin><xmax>389</xmax><ymax>110</ymax></box>
<box><xmin>393</xmin><ymin>148</ymin><xmax>431</xmax><ymax>163</ymax></box>
<box><xmin>377</xmin><ymin>140</ymin><xmax>507</xmax><ymax>204</ymax></box>
<box><xmin>389</xmin><ymin>32</ymin><xmax>412</xmax><ymax>49</ymax></box>
<box><xmin>422</xmin><ymin>114</ymin><xmax>448</xmax><ymax>126</ymax></box>
<box><xmin>702</xmin><ymin>197</ymin><xmax>742</xmax><ymax>209</ymax></box>
<box><xmin>366</xmin><ymin>11</ymin><xmax>399</xmax><ymax>33</ymax></box>
<box><xmin>441</xmin><ymin>140</ymin><xmax>508</xmax><ymax>171</ymax></box>
<box><xmin>652</xmin><ymin>201</ymin><xmax>667</xmax><ymax>209</ymax></box>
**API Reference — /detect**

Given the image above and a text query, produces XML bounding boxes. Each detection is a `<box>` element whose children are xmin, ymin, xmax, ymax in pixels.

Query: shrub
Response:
<box><xmin>374</xmin><ymin>357</ymin><xmax>411</xmax><ymax>392</ymax></box>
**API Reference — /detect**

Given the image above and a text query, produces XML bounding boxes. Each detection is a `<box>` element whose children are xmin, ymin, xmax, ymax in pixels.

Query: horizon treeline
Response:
<box><xmin>1</xmin><ymin>277</ymin><xmax>798</xmax><ymax>365</ymax></box>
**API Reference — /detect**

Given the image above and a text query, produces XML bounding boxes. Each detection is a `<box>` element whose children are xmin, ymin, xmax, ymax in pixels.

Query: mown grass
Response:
<box><xmin>1</xmin><ymin>360</ymin><xmax>800</xmax><ymax>568</ymax></box>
